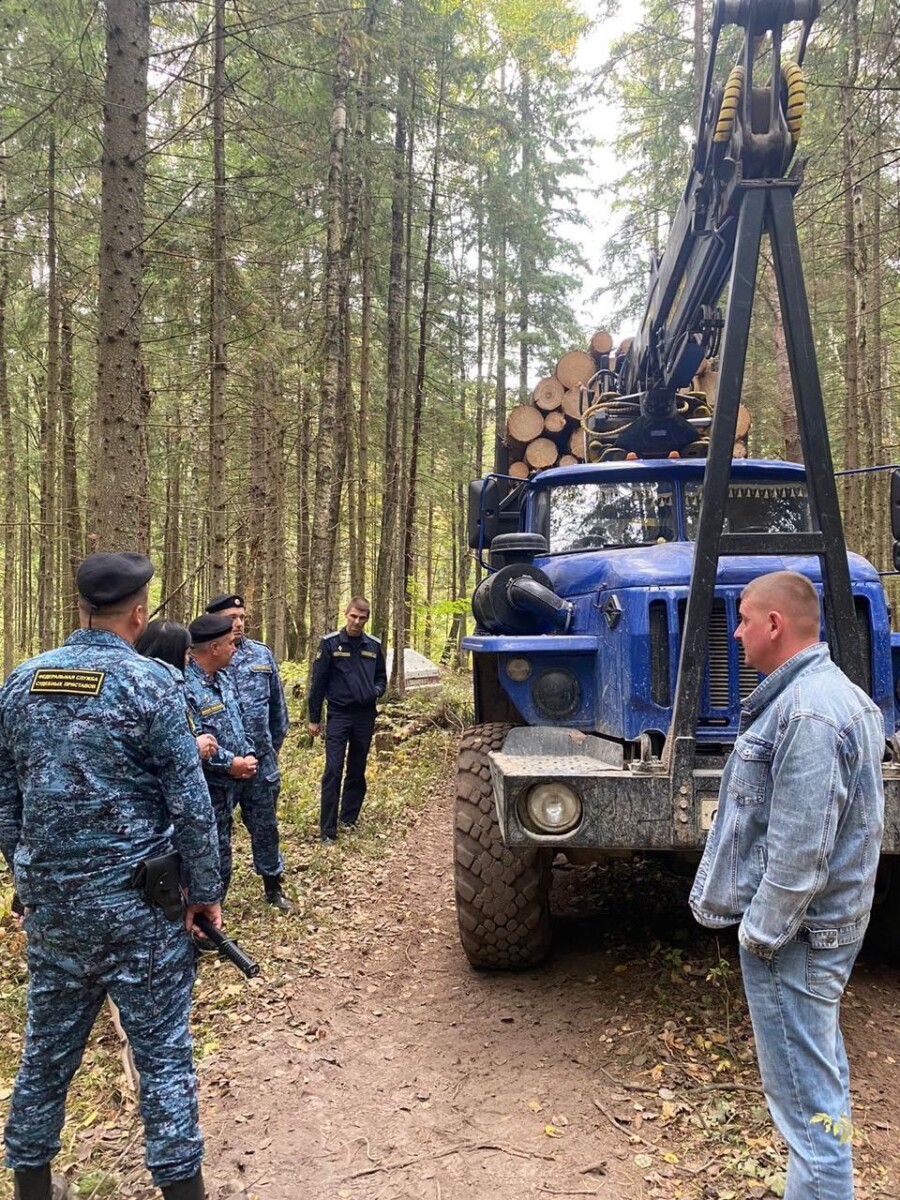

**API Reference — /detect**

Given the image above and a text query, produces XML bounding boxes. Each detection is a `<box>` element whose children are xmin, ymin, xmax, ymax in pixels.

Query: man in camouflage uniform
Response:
<box><xmin>0</xmin><ymin>553</ymin><xmax>222</xmax><ymax>1200</ymax></box>
<box><xmin>184</xmin><ymin>614</ymin><xmax>257</xmax><ymax>901</ymax></box>
<box><xmin>205</xmin><ymin>593</ymin><xmax>291</xmax><ymax>911</ymax></box>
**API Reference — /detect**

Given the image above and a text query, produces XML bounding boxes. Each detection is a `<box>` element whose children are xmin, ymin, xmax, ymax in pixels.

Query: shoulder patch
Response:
<box><xmin>30</xmin><ymin>669</ymin><xmax>105</xmax><ymax>697</ymax></box>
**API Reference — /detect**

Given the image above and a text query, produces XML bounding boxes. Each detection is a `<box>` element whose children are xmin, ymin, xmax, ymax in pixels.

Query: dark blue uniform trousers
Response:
<box><xmin>320</xmin><ymin>707</ymin><xmax>376</xmax><ymax>839</ymax></box>
<box><xmin>208</xmin><ymin>780</ymin><xmax>237</xmax><ymax>898</ymax></box>
<box><xmin>237</xmin><ymin>775</ymin><xmax>284</xmax><ymax>876</ymax></box>
<box><xmin>5</xmin><ymin>893</ymin><xmax>202</xmax><ymax>1187</ymax></box>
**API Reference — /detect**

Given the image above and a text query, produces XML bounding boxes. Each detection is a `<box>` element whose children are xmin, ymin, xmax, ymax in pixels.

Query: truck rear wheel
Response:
<box><xmin>868</xmin><ymin>857</ymin><xmax>900</xmax><ymax>964</ymax></box>
<box><xmin>454</xmin><ymin>723</ymin><xmax>552</xmax><ymax>969</ymax></box>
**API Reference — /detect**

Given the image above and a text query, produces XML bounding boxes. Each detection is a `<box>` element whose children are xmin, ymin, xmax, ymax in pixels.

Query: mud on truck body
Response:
<box><xmin>453</xmin><ymin>0</ymin><xmax>900</xmax><ymax>970</ymax></box>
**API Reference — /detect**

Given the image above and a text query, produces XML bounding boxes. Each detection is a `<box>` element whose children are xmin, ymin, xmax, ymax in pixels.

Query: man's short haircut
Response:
<box><xmin>346</xmin><ymin>596</ymin><xmax>371</xmax><ymax>615</ymax></box>
<box><xmin>77</xmin><ymin>583</ymin><xmax>149</xmax><ymax>620</ymax></box>
<box><xmin>742</xmin><ymin>570</ymin><xmax>820</xmax><ymax>634</ymax></box>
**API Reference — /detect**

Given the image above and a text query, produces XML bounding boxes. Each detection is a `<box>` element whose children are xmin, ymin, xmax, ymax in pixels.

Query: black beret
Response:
<box><xmin>189</xmin><ymin>613</ymin><xmax>234</xmax><ymax>644</ymax></box>
<box><xmin>206</xmin><ymin>592</ymin><xmax>245</xmax><ymax>613</ymax></box>
<box><xmin>76</xmin><ymin>552</ymin><xmax>154</xmax><ymax>607</ymax></box>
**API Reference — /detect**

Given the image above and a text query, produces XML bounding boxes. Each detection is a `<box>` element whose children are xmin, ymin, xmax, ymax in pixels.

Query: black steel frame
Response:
<box><xmin>665</xmin><ymin>179</ymin><xmax>863</xmax><ymax>812</ymax></box>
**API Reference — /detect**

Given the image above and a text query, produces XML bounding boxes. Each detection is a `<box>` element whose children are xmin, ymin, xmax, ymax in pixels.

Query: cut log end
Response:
<box><xmin>531</xmin><ymin>376</ymin><xmax>565</xmax><ymax>412</ymax></box>
<box><xmin>524</xmin><ymin>437</ymin><xmax>558</xmax><ymax>470</ymax></box>
<box><xmin>589</xmin><ymin>329</ymin><xmax>613</xmax><ymax>356</ymax></box>
<box><xmin>506</xmin><ymin>404</ymin><xmax>545</xmax><ymax>444</ymax></box>
<box><xmin>555</xmin><ymin>350</ymin><xmax>596</xmax><ymax>390</ymax></box>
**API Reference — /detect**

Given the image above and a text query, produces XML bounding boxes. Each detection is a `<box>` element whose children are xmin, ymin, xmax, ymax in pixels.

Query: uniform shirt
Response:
<box><xmin>226</xmin><ymin>637</ymin><xmax>289</xmax><ymax>784</ymax></box>
<box><xmin>308</xmin><ymin>629</ymin><xmax>387</xmax><ymax>723</ymax></box>
<box><xmin>184</xmin><ymin>657</ymin><xmax>254</xmax><ymax>779</ymax></box>
<box><xmin>0</xmin><ymin>629</ymin><xmax>222</xmax><ymax>906</ymax></box>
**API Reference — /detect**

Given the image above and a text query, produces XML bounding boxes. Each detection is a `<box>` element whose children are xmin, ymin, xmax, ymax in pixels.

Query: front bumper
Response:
<box><xmin>489</xmin><ymin>726</ymin><xmax>900</xmax><ymax>853</ymax></box>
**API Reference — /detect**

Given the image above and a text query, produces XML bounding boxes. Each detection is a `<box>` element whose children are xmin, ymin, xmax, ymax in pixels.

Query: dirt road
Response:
<box><xmin>202</xmin><ymin>781</ymin><xmax>900</xmax><ymax>1200</ymax></box>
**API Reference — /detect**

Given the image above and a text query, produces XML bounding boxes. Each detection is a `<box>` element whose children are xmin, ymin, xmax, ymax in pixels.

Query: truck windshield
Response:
<box><xmin>547</xmin><ymin>482</ymin><xmax>676</xmax><ymax>551</ymax></box>
<box><xmin>683</xmin><ymin>481</ymin><xmax>810</xmax><ymax>537</ymax></box>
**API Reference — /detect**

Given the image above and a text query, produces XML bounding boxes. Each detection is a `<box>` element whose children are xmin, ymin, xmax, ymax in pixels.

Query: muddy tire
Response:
<box><xmin>868</xmin><ymin>858</ymin><xmax>900</xmax><ymax>965</ymax></box>
<box><xmin>453</xmin><ymin>723</ymin><xmax>553</xmax><ymax>969</ymax></box>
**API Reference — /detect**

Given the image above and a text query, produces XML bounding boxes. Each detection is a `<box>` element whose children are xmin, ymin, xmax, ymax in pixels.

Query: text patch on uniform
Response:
<box><xmin>200</xmin><ymin>702</ymin><xmax>226</xmax><ymax>717</ymax></box>
<box><xmin>249</xmin><ymin>665</ymin><xmax>272</xmax><ymax>673</ymax></box>
<box><xmin>29</xmin><ymin>669</ymin><xmax>106</xmax><ymax>696</ymax></box>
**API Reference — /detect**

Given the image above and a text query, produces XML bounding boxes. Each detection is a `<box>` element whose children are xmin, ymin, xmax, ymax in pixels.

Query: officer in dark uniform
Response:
<box><xmin>0</xmin><ymin>553</ymin><xmax>222</xmax><ymax>1200</ymax></box>
<box><xmin>184</xmin><ymin>615</ymin><xmax>256</xmax><ymax>902</ymax></box>
<box><xmin>205</xmin><ymin>593</ymin><xmax>291</xmax><ymax>911</ymax></box>
<box><xmin>308</xmin><ymin>597</ymin><xmax>386</xmax><ymax>844</ymax></box>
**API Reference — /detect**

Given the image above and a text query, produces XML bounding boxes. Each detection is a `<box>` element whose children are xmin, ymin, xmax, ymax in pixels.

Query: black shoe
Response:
<box><xmin>262</xmin><ymin>875</ymin><xmax>293</xmax><ymax>912</ymax></box>
<box><xmin>14</xmin><ymin>1167</ymin><xmax>72</xmax><ymax>1200</ymax></box>
<box><xmin>319</xmin><ymin>835</ymin><xmax>336</xmax><ymax>845</ymax></box>
<box><xmin>339</xmin><ymin>820</ymin><xmax>357</xmax><ymax>832</ymax></box>
<box><xmin>161</xmin><ymin>1171</ymin><xmax>206</xmax><ymax>1199</ymax></box>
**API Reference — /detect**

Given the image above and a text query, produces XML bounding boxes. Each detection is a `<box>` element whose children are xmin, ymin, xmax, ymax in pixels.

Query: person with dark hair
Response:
<box><xmin>308</xmin><ymin>598</ymin><xmax>386</xmax><ymax>844</ymax></box>
<box><xmin>136</xmin><ymin>620</ymin><xmax>217</xmax><ymax>762</ymax></box>
<box><xmin>0</xmin><ymin>553</ymin><xmax>222</xmax><ymax>1200</ymax></box>
<box><xmin>204</xmin><ymin>594</ymin><xmax>291</xmax><ymax>912</ymax></box>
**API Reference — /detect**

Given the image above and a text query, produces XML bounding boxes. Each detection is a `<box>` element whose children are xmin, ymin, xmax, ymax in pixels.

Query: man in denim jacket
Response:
<box><xmin>690</xmin><ymin>570</ymin><xmax>885</xmax><ymax>1200</ymax></box>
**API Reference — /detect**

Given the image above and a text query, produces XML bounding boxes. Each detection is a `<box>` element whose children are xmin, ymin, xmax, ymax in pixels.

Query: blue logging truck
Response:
<box><xmin>454</xmin><ymin>0</ymin><xmax>900</xmax><ymax>969</ymax></box>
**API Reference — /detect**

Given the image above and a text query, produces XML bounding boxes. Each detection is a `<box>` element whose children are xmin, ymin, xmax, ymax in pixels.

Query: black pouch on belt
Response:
<box><xmin>131</xmin><ymin>852</ymin><xmax>183</xmax><ymax>921</ymax></box>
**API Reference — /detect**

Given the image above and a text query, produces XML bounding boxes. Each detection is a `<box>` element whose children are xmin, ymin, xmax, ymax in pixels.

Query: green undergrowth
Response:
<box><xmin>0</xmin><ymin>679</ymin><xmax>461</xmax><ymax>1199</ymax></box>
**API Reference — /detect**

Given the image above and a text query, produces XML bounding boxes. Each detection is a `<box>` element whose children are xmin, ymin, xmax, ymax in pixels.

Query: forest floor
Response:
<box><xmin>0</xmin><ymin>684</ymin><xmax>898</xmax><ymax>1200</ymax></box>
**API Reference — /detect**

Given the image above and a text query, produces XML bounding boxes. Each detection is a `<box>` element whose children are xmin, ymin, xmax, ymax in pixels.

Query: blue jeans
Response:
<box><xmin>740</xmin><ymin>938</ymin><xmax>861</xmax><ymax>1200</ymax></box>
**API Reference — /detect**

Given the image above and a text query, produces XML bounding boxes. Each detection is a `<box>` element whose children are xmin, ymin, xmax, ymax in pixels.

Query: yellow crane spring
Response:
<box><xmin>782</xmin><ymin>61</ymin><xmax>806</xmax><ymax>142</ymax></box>
<box><xmin>713</xmin><ymin>66</ymin><xmax>744</xmax><ymax>143</ymax></box>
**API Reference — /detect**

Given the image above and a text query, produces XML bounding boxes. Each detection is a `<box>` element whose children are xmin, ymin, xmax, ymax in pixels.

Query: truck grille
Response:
<box><xmin>708</xmin><ymin>603</ymin><xmax>731</xmax><ymax>708</ymax></box>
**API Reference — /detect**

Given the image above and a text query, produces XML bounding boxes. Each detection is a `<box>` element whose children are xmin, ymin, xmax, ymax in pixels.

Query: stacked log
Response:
<box><xmin>504</xmin><ymin>330</ymin><xmax>615</xmax><ymax>476</ymax></box>
<box><xmin>503</xmin><ymin>334</ymin><xmax>751</xmax><ymax>477</ymax></box>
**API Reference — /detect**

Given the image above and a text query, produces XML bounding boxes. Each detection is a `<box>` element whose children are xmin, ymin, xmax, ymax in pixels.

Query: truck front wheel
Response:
<box><xmin>453</xmin><ymin>723</ymin><xmax>553</xmax><ymax>968</ymax></box>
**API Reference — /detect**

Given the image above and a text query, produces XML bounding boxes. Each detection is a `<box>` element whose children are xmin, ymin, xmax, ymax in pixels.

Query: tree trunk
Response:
<box><xmin>60</xmin><ymin>295</ymin><xmax>81</xmax><ymax>627</ymax></box>
<box><xmin>0</xmin><ymin>146</ymin><xmax>14</xmax><ymax>673</ymax></box>
<box><xmin>89</xmin><ymin>0</ymin><xmax>150</xmax><ymax>552</ymax></box>
<box><xmin>308</xmin><ymin>15</ymin><xmax>351</xmax><ymax>664</ymax></box>
<box><xmin>208</xmin><ymin>0</ymin><xmax>228</xmax><ymax>592</ymax></box>
<box><xmin>39</xmin><ymin>135</ymin><xmax>60</xmax><ymax>650</ymax></box>
<box><xmin>402</xmin><ymin>51</ymin><xmax>444</xmax><ymax>642</ymax></box>
<box><xmin>840</xmin><ymin>8</ymin><xmax>861</xmax><ymax>542</ymax></box>
<box><xmin>373</xmin><ymin>6</ymin><xmax>409</xmax><ymax>650</ymax></box>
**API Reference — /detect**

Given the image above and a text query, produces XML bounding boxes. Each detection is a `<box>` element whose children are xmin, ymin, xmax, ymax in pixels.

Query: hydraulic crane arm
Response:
<box><xmin>590</xmin><ymin>0</ymin><xmax>820</xmax><ymax>458</ymax></box>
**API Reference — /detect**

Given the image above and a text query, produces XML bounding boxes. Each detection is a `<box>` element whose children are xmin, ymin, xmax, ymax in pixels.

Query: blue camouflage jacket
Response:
<box><xmin>0</xmin><ymin>629</ymin><xmax>222</xmax><ymax>905</ymax></box>
<box><xmin>690</xmin><ymin>642</ymin><xmax>885</xmax><ymax>959</ymax></box>
<box><xmin>184</xmin><ymin>657</ymin><xmax>254</xmax><ymax>780</ymax></box>
<box><xmin>226</xmin><ymin>637</ymin><xmax>289</xmax><ymax>784</ymax></box>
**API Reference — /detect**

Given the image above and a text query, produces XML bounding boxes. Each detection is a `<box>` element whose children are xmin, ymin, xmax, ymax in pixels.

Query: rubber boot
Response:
<box><xmin>13</xmin><ymin>1166</ymin><xmax>71</xmax><ymax>1200</ymax></box>
<box><xmin>263</xmin><ymin>874</ymin><xmax>292</xmax><ymax>912</ymax></box>
<box><xmin>160</xmin><ymin>1170</ymin><xmax>206</xmax><ymax>1200</ymax></box>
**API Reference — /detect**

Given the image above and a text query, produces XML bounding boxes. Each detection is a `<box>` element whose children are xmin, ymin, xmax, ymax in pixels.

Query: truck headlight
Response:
<box><xmin>524</xmin><ymin>782</ymin><xmax>582</xmax><ymax>834</ymax></box>
<box><xmin>532</xmin><ymin>668</ymin><xmax>580</xmax><ymax>718</ymax></box>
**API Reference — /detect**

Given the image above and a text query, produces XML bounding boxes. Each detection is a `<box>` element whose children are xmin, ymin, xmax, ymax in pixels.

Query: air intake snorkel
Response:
<box><xmin>471</xmin><ymin>534</ymin><xmax>574</xmax><ymax>635</ymax></box>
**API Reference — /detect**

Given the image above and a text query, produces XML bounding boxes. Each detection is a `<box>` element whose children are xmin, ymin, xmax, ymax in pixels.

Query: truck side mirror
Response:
<box><xmin>468</xmin><ymin>478</ymin><xmax>500</xmax><ymax>550</ymax></box>
<box><xmin>891</xmin><ymin>470</ymin><xmax>900</xmax><ymax>542</ymax></box>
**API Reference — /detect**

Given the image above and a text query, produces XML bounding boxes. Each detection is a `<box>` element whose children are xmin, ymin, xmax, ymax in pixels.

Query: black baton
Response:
<box><xmin>193</xmin><ymin>915</ymin><xmax>261</xmax><ymax>979</ymax></box>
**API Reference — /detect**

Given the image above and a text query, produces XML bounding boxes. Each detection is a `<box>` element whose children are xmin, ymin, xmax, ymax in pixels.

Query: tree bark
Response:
<box><xmin>208</xmin><ymin>0</ymin><xmax>228</xmax><ymax>592</ymax></box>
<box><xmin>373</xmin><ymin>3</ymin><xmax>409</xmax><ymax>650</ymax></box>
<box><xmin>308</xmin><ymin>15</ymin><xmax>351</xmax><ymax>663</ymax></box>
<box><xmin>89</xmin><ymin>0</ymin><xmax>150</xmax><ymax>552</ymax></box>
<box><xmin>0</xmin><ymin>145</ymin><xmax>14</xmax><ymax>673</ymax></box>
